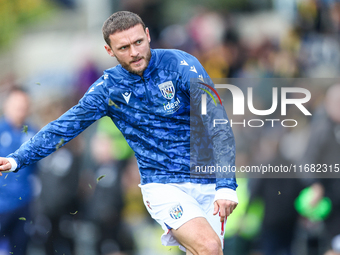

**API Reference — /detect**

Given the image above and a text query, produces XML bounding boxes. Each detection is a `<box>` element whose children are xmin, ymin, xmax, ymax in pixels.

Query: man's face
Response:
<box><xmin>4</xmin><ymin>91</ymin><xmax>30</xmax><ymax>128</ymax></box>
<box><xmin>104</xmin><ymin>24</ymin><xmax>151</xmax><ymax>76</ymax></box>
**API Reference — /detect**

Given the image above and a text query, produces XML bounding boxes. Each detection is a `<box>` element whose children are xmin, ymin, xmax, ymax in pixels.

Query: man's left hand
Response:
<box><xmin>213</xmin><ymin>199</ymin><xmax>238</xmax><ymax>222</ymax></box>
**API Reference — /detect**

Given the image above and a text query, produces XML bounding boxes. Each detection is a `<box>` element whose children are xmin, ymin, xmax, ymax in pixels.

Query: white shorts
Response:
<box><xmin>139</xmin><ymin>182</ymin><xmax>226</xmax><ymax>252</ymax></box>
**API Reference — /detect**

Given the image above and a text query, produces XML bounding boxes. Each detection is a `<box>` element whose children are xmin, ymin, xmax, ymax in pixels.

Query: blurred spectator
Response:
<box><xmin>28</xmin><ymin>97</ymin><xmax>83</xmax><ymax>255</ymax></box>
<box><xmin>249</xmin><ymin>130</ymin><xmax>304</xmax><ymax>255</ymax></box>
<box><xmin>33</xmin><ymin>141</ymin><xmax>82</xmax><ymax>255</ymax></box>
<box><xmin>187</xmin><ymin>10</ymin><xmax>225</xmax><ymax>52</ymax></box>
<box><xmin>75</xmin><ymin>60</ymin><xmax>101</xmax><ymax>100</ymax></box>
<box><xmin>300</xmin><ymin>84</ymin><xmax>340</xmax><ymax>254</ymax></box>
<box><xmin>120</xmin><ymin>0</ymin><xmax>164</xmax><ymax>46</ymax></box>
<box><xmin>250</xmin><ymin>175</ymin><xmax>303</xmax><ymax>255</ymax></box>
<box><xmin>0</xmin><ymin>88</ymin><xmax>39</xmax><ymax>255</ymax></box>
<box><xmin>83</xmin><ymin>133</ymin><xmax>135</xmax><ymax>255</ymax></box>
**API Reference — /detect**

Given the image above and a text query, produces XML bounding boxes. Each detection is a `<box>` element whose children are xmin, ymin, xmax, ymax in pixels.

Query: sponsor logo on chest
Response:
<box><xmin>163</xmin><ymin>98</ymin><xmax>181</xmax><ymax>112</ymax></box>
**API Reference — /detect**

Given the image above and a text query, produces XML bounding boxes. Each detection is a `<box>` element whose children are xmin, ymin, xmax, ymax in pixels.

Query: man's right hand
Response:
<box><xmin>0</xmin><ymin>158</ymin><xmax>12</xmax><ymax>176</ymax></box>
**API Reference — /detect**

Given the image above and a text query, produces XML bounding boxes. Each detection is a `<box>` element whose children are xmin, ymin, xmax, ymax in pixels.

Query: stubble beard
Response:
<box><xmin>117</xmin><ymin>48</ymin><xmax>152</xmax><ymax>76</ymax></box>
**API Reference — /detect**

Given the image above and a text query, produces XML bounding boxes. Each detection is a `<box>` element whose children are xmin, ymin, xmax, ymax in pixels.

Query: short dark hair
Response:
<box><xmin>102</xmin><ymin>11</ymin><xmax>146</xmax><ymax>47</ymax></box>
<box><xmin>7</xmin><ymin>86</ymin><xmax>29</xmax><ymax>96</ymax></box>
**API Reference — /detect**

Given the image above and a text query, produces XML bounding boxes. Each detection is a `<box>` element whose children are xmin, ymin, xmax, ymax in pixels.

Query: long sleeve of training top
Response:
<box><xmin>180</xmin><ymin>56</ymin><xmax>237</xmax><ymax>191</ymax></box>
<box><xmin>7</xmin><ymin>48</ymin><xmax>237</xmax><ymax>191</ymax></box>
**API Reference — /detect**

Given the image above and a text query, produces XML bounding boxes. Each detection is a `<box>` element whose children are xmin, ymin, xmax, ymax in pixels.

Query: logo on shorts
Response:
<box><xmin>169</xmin><ymin>204</ymin><xmax>183</xmax><ymax>219</ymax></box>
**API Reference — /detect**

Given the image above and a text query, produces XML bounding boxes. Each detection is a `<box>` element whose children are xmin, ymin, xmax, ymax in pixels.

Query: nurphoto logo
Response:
<box><xmin>199</xmin><ymin>82</ymin><xmax>312</xmax><ymax>128</ymax></box>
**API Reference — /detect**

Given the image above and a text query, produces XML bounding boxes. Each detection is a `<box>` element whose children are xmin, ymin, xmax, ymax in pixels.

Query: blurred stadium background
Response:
<box><xmin>1</xmin><ymin>0</ymin><xmax>340</xmax><ymax>255</ymax></box>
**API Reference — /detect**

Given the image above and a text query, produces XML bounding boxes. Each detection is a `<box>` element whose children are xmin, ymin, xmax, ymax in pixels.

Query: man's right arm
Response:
<box><xmin>0</xmin><ymin>79</ymin><xmax>109</xmax><ymax>174</ymax></box>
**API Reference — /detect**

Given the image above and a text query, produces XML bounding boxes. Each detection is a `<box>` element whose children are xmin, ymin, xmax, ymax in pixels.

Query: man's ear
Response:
<box><xmin>104</xmin><ymin>45</ymin><xmax>115</xmax><ymax>57</ymax></box>
<box><xmin>145</xmin><ymin>27</ymin><xmax>151</xmax><ymax>43</ymax></box>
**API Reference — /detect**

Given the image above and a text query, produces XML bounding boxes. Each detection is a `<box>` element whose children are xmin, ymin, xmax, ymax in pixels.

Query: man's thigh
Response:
<box><xmin>139</xmin><ymin>183</ymin><xmax>225</xmax><ymax>252</ymax></box>
<box><xmin>140</xmin><ymin>183</ymin><xmax>206</xmax><ymax>229</ymax></box>
<box><xmin>171</xmin><ymin>217</ymin><xmax>223</xmax><ymax>255</ymax></box>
